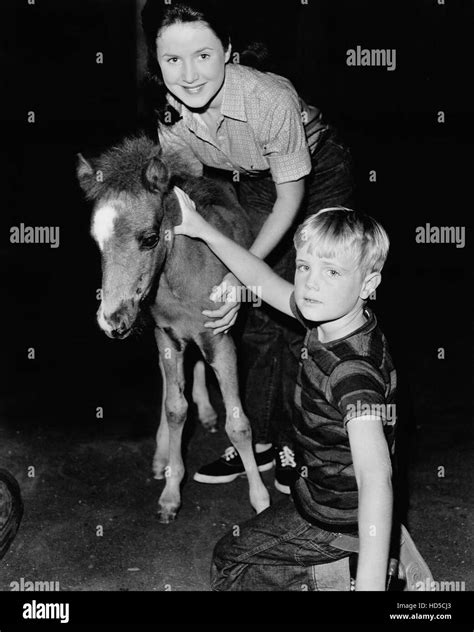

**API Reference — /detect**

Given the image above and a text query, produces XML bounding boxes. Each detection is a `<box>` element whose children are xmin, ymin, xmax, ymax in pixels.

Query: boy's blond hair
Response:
<box><xmin>293</xmin><ymin>207</ymin><xmax>390</xmax><ymax>275</ymax></box>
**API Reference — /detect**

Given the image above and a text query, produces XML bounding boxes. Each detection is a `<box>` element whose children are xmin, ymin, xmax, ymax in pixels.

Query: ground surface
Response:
<box><xmin>0</xmin><ymin>365</ymin><xmax>472</xmax><ymax>592</ymax></box>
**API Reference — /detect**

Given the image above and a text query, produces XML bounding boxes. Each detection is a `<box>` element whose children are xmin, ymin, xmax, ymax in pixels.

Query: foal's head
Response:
<box><xmin>77</xmin><ymin>136</ymin><xmax>183</xmax><ymax>339</ymax></box>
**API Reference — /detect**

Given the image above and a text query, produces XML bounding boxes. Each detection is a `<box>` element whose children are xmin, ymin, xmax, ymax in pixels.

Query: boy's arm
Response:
<box><xmin>346</xmin><ymin>416</ymin><xmax>393</xmax><ymax>591</ymax></box>
<box><xmin>173</xmin><ymin>187</ymin><xmax>295</xmax><ymax>317</ymax></box>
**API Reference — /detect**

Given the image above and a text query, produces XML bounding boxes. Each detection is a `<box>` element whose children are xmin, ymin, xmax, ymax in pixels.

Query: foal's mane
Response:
<box><xmin>82</xmin><ymin>135</ymin><xmax>191</xmax><ymax>201</ymax></box>
<box><xmin>82</xmin><ymin>135</ymin><xmax>235</xmax><ymax>213</ymax></box>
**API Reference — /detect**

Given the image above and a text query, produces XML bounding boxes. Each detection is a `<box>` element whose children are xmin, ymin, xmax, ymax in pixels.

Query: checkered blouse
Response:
<box><xmin>158</xmin><ymin>63</ymin><xmax>325</xmax><ymax>185</ymax></box>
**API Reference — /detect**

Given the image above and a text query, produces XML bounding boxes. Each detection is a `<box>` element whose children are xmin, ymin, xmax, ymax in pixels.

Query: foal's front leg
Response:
<box><xmin>197</xmin><ymin>334</ymin><xmax>270</xmax><ymax>514</ymax></box>
<box><xmin>154</xmin><ymin>328</ymin><xmax>187</xmax><ymax>523</ymax></box>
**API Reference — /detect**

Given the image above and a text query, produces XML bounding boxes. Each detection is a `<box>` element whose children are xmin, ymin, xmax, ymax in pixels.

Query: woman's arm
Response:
<box><xmin>248</xmin><ymin>179</ymin><xmax>305</xmax><ymax>259</ymax></box>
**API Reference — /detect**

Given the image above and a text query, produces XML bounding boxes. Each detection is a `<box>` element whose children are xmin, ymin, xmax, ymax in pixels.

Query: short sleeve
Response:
<box><xmin>327</xmin><ymin>359</ymin><xmax>393</xmax><ymax>429</ymax></box>
<box><xmin>262</xmin><ymin>91</ymin><xmax>312</xmax><ymax>184</ymax></box>
<box><xmin>157</xmin><ymin>122</ymin><xmax>204</xmax><ymax>177</ymax></box>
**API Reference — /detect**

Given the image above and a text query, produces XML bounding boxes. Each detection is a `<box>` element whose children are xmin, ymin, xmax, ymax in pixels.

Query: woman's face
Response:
<box><xmin>156</xmin><ymin>21</ymin><xmax>231</xmax><ymax>111</ymax></box>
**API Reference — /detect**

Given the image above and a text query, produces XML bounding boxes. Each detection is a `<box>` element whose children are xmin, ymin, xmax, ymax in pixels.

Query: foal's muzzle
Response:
<box><xmin>108</xmin><ymin>324</ymin><xmax>131</xmax><ymax>340</ymax></box>
<box><xmin>97</xmin><ymin>300</ymin><xmax>136</xmax><ymax>340</ymax></box>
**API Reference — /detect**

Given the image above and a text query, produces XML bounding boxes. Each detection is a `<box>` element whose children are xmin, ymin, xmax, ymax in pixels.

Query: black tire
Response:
<box><xmin>0</xmin><ymin>469</ymin><xmax>24</xmax><ymax>561</ymax></box>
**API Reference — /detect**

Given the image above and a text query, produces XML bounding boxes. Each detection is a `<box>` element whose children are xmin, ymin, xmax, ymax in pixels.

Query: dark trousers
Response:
<box><xmin>237</xmin><ymin>128</ymin><xmax>355</xmax><ymax>445</ymax></box>
<box><xmin>211</xmin><ymin>496</ymin><xmax>358</xmax><ymax>591</ymax></box>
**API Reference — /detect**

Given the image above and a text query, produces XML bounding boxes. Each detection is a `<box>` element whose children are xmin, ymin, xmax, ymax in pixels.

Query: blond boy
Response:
<box><xmin>174</xmin><ymin>189</ymin><xmax>396</xmax><ymax>591</ymax></box>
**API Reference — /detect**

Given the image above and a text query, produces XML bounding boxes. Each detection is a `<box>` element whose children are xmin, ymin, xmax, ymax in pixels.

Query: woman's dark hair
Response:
<box><xmin>145</xmin><ymin>0</ymin><xmax>231</xmax><ymax>50</ymax></box>
<box><xmin>239</xmin><ymin>41</ymin><xmax>274</xmax><ymax>72</ymax></box>
<box><xmin>140</xmin><ymin>0</ymin><xmax>272</xmax><ymax>127</ymax></box>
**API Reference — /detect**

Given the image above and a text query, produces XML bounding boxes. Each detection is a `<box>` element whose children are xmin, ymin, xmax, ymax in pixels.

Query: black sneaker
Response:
<box><xmin>193</xmin><ymin>446</ymin><xmax>275</xmax><ymax>484</ymax></box>
<box><xmin>0</xmin><ymin>469</ymin><xmax>24</xmax><ymax>561</ymax></box>
<box><xmin>274</xmin><ymin>446</ymin><xmax>298</xmax><ymax>494</ymax></box>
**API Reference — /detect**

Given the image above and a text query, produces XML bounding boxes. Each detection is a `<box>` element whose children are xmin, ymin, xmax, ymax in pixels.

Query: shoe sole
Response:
<box><xmin>193</xmin><ymin>460</ymin><xmax>275</xmax><ymax>484</ymax></box>
<box><xmin>399</xmin><ymin>524</ymin><xmax>435</xmax><ymax>591</ymax></box>
<box><xmin>274</xmin><ymin>479</ymin><xmax>291</xmax><ymax>495</ymax></box>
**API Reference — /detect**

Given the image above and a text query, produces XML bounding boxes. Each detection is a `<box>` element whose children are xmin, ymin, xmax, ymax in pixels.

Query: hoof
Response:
<box><xmin>152</xmin><ymin>461</ymin><xmax>169</xmax><ymax>480</ymax></box>
<box><xmin>250</xmin><ymin>489</ymin><xmax>271</xmax><ymax>515</ymax></box>
<box><xmin>254</xmin><ymin>500</ymin><xmax>271</xmax><ymax>514</ymax></box>
<box><xmin>157</xmin><ymin>510</ymin><xmax>178</xmax><ymax>524</ymax></box>
<box><xmin>199</xmin><ymin>409</ymin><xmax>218</xmax><ymax>433</ymax></box>
<box><xmin>200</xmin><ymin>419</ymin><xmax>218</xmax><ymax>433</ymax></box>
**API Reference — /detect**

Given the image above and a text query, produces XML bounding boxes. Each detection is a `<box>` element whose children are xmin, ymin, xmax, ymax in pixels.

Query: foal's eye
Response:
<box><xmin>141</xmin><ymin>233</ymin><xmax>159</xmax><ymax>250</ymax></box>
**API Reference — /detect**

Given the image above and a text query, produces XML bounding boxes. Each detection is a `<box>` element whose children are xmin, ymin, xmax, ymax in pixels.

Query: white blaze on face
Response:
<box><xmin>92</xmin><ymin>203</ymin><xmax>119</xmax><ymax>333</ymax></box>
<box><xmin>97</xmin><ymin>305</ymin><xmax>113</xmax><ymax>334</ymax></box>
<box><xmin>92</xmin><ymin>203</ymin><xmax>118</xmax><ymax>251</ymax></box>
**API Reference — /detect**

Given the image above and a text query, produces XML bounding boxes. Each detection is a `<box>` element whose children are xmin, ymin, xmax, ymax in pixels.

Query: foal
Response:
<box><xmin>77</xmin><ymin>136</ymin><xmax>270</xmax><ymax>523</ymax></box>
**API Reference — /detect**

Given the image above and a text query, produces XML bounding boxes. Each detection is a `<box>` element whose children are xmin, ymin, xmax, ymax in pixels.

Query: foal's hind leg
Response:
<box><xmin>192</xmin><ymin>360</ymin><xmax>218</xmax><ymax>433</ymax></box>
<box><xmin>152</xmin><ymin>356</ymin><xmax>169</xmax><ymax>480</ymax></box>
<box><xmin>154</xmin><ymin>328</ymin><xmax>188</xmax><ymax>523</ymax></box>
<box><xmin>196</xmin><ymin>334</ymin><xmax>270</xmax><ymax>514</ymax></box>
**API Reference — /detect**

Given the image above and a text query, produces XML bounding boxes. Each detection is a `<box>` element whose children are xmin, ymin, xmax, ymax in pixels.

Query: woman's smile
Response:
<box><xmin>182</xmin><ymin>83</ymin><xmax>207</xmax><ymax>93</ymax></box>
<box><xmin>180</xmin><ymin>83</ymin><xmax>208</xmax><ymax>98</ymax></box>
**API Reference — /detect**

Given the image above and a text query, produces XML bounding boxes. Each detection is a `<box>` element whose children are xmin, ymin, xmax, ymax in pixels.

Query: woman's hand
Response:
<box><xmin>203</xmin><ymin>272</ymin><xmax>242</xmax><ymax>335</ymax></box>
<box><xmin>173</xmin><ymin>186</ymin><xmax>208</xmax><ymax>238</ymax></box>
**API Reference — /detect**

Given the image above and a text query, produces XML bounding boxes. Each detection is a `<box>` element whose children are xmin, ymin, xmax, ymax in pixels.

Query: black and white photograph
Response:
<box><xmin>1</xmin><ymin>0</ymin><xmax>472</xmax><ymax>626</ymax></box>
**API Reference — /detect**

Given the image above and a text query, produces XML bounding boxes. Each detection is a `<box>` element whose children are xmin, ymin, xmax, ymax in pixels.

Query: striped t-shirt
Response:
<box><xmin>289</xmin><ymin>293</ymin><xmax>397</xmax><ymax>533</ymax></box>
<box><xmin>158</xmin><ymin>63</ymin><xmax>326</xmax><ymax>185</ymax></box>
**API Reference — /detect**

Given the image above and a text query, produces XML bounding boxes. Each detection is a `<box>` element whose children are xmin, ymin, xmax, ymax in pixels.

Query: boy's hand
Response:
<box><xmin>173</xmin><ymin>186</ymin><xmax>208</xmax><ymax>238</ymax></box>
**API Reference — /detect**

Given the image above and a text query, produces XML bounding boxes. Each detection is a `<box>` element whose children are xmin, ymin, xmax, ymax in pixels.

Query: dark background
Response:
<box><xmin>3</xmin><ymin>0</ymin><xmax>472</xmax><ymax>427</ymax></box>
<box><xmin>1</xmin><ymin>0</ymin><xmax>472</xmax><ymax>555</ymax></box>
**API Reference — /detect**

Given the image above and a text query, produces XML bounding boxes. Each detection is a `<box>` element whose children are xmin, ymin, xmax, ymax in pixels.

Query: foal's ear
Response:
<box><xmin>76</xmin><ymin>153</ymin><xmax>95</xmax><ymax>191</ymax></box>
<box><xmin>77</xmin><ymin>153</ymin><xmax>94</xmax><ymax>178</ymax></box>
<box><xmin>143</xmin><ymin>157</ymin><xmax>169</xmax><ymax>193</ymax></box>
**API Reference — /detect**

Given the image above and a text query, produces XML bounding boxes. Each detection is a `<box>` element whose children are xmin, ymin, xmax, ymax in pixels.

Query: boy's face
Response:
<box><xmin>294</xmin><ymin>244</ymin><xmax>370</xmax><ymax>323</ymax></box>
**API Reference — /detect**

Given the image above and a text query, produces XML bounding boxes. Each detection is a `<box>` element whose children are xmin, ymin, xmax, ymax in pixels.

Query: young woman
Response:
<box><xmin>141</xmin><ymin>0</ymin><xmax>354</xmax><ymax>494</ymax></box>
